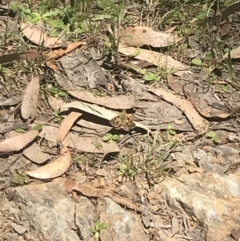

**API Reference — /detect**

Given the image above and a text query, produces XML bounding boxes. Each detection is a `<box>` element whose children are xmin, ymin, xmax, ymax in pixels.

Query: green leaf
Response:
<box><xmin>103</xmin><ymin>133</ymin><xmax>112</xmax><ymax>141</ymax></box>
<box><xmin>32</xmin><ymin>124</ymin><xmax>43</xmax><ymax>131</ymax></box>
<box><xmin>206</xmin><ymin>131</ymin><xmax>215</xmax><ymax>138</ymax></box>
<box><xmin>130</xmin><ymin>47</ymin><xmax>141</xmax><ymax>57</ymax></box>
<box><xmin>191</xmin><ymin>58</ymin><xmax>203</xmax><ymax>66</ymax></box>
<box><xmin>213</xmin><ymin>135</ymin><xmax>221</xmax><ymax>143</ymax></box>
<box><xmin>90</xmin><ymin>227</ymin><xmax>96</xmax><ymax>233</ymax></box>
<box><xmin>143</xmin><ymin>72</ymin><xmax>157</xmax><ymax>81</ymax></box>
<box><xmin>112</xmin><ymin>134</ymin><xmax>120</xmax><ymax>141</ymax></box>
<box><xmin>15</xmin><ymin>128</ymin><xmax>26</xmax><ymax>133</ymax></box>
<box><xmin>96</xmin><ymin>222</ymin><xmax>107</xmax><ymax>230</ymax></box>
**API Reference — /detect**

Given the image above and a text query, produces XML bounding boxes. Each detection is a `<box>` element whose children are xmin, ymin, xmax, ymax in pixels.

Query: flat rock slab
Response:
<box><xmin>5</xmin><ymin>178</ymin><xmax>148</xmax><ymax>241</ymax></box>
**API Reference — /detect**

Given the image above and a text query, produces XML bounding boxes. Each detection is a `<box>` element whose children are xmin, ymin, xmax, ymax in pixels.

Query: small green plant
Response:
<box><xmin>206</xmin><ymin>131</ymin><xmax>221</xmax><ymax>144</ymax></box>
<box><xmin>103</xmin><ymin>133</ymin><xmax>120</xmax><ymax>142</ymax></box>
<box><xmin>117</xmin><ymin>154</ymin><xmax>137</xmax><ymax>177</ymax></box>
<box><xmin>166</xmin><ymin>125</ymin><xmax>176</xmax><ymax>141</ymax></box>
<box><xmin>10</xmin><ymin>170</ymin><xmax>29</xmax><ymax>186</ymax></box>
<box><xmin>53</xmin><ymin>110</ymin><xmax>63</xmax><ymax>122</ymax></box>
<box><xmin>90</xmin><ymin>221</ymin><xmax>107</xmax><ymax>241</ymax></box>
<box><xmin>74</xmin><ymin>155</ymin><xmax>85</xmax><ymax>164</ymax></box>
<box><xmin>48</xmin><ymin>86</ymin><xmax>67</xmax><ymax>98</ymax></box>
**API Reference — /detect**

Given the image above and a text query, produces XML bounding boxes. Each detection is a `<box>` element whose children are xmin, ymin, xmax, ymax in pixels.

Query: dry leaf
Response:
<box><xmin>45</xmin><ymin>41</ymin><xmax>85</xmax><ymax>70</ymax></box>
<box><xmin>65</xmin><ymin>179</ymin><xmax>76</xmax><ymax>193</ymax></box>
<box><xmin>21</xmin><ymin>22</ymin><xmax>65</xmax><ymax>48</ymax></box>
<box><xmin>47</xmin><ymin>96</ymin><xmax>65</xmax><ymax>110</ymax></box>
<box><xmin>73</xmin><ymin>182</ymin><xmax>103</xmax><ymax>198</ymax></box>
<box><xmin>0</xmin><ymin>130</ymin><xmax>39</xmax><ymax>152</ymax></box>
<box><xmin>68</xmin><ymin>91</ymin><xmax>136</xmax><ymax>110</ymax></box>
<box><xmin>25</xmin><ymin>145</ymin><xmax>71</xmax><ymax>179</ymax></box>
<box><xmin>39</xmin><ymin>125</ymin><xmax>120</xmax><ymax>154</ymax></box>
<box><xmin>117</xmin><ymin>26</ymin><xmax>181</xmax><ymax>47</ymax></box>
<box><xmin>23</xmin><ymin>143</ymin><xmax>51</xmax><ymax>164</ymax></box>
<box><xmin>118</xmin><ymin>43</ymin><xmax>188</xmax><ymax>72</ymax></box>
<box><xmin>46</xmin><ymin>41</ymin><xmax>85</xmax><ymax>60</ymax></box>
<box><xmin>148</xmin><ymin>89</ymin><xmax>209</xmax><ymax>134</ymax></box>
<box><xmin>0</xmin><ymin>51</ymin><xmax>41</xmax><ymax>64</ymax></box>
<box><xmin>61</xmin><ymin>101</ymin><xmax>151</xmax><ymax>133</ymax></box>
<box><xmin>57</xmin><ymin>111</ymin><xmax>82</xmax><ymax>142</ymax></box>
<box><xmin>21</xmin><ymin>76</ymin><xmax>40</xmax><ymax>121</ymax></box>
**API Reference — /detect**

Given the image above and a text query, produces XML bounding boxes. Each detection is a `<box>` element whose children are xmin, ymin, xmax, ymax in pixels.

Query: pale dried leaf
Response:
<box><xmin>46</xmin><ymin>41</ymin><xmax>86</xmax><ymax>60</ymax></box>
<box><xmin>61</xmin><ymin>101</ymin><xmax>151</xmax><ymax>133</ymax></box>
<box><xmin>23</xmin><ymin>143</ymin><xmax>50</xmax><ymax>164</ymax></box>
<box><xmin>21</xmin><ymin>22</ymin><xmax>65</xmax><ymax>48</ymax></box>
<box><xmin>73</xmin><ymin>182</ymin><xmax>103</xmax><ymax>197</ymax></box>
<box><xmin>47</xmin><ymin>96</ymin><xmax>65</xmax><ymax>111</ymax></box>
<box><xmin>65</xmin><ymin>179</ymin><xmax>76</xmax><ymax>193</ymax></box>
<box><xmin>39</xmin><ymin>125</ymin><xmax>120</xmax><ymax>154</ymax></box>
<box><xmin>68</xmin><ymin>91</ymin><xmax>136</xmax><ymax>109</ymax></box>
<box><xmin>148</xmin><ymin>89</ymin><xmax>209</xmax><ymax>134</ymax></box>
<box><xmin>118</xmin><ymin>43</ymin><xmax>188</xmax><ymax>71</ymax></box>
<box><xmin>57</xmin><ymin>111</ymin><xmax>82</xmax><ymax>142</ymax></box>
<box><xmin>117</xmin><ymin>26</ymin><xmax>181</xmax><ymax>47</ymax></box>
<box><xmin>0</xmin><ymin>130</ymin><xmax>39</xmax><ymax>152</ymax></box>
<box><xmin>25</xmin><ymin>145</ymin><xmax>71</xmax><ymax>179</ymax></box>
<box><xmin>0</xmin><ymin>96</ymin><xmax>22</xmax><ymax>106</ymax></box>
<box><xmin>224</xmin><ymin>46</ymin><xmax>240</xmax><ymax>59</ymax></box>
<box><xmin>21</xmin><ymin>76</ymin><xmax>40</xmax><ymax>121</ymax></box>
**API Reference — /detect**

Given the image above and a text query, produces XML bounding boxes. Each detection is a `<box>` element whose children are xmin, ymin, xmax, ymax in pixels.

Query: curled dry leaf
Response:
<box><xmin>0</xmin><ymin>130</ymin><xmax>39</xmax><ymax>152</ymax></box>
<box><xmin>117</xmin><ymin>26</ymin><xmax>181</xmax><ymax>47</ymax></box>
<box><xmin>61</xmin><ymin>101</ymin><xmax>151</xmax><ymax>133</ymax></box>
<box><xmin>118</xmin><ymin>43</ymin><xmax>188</xmax><ymax>72</ymax></box>
<box><xmin>45</xmin><ymin>41</ymin><xmax>86</xmax><ymax>70</ymax></box>
<box><xmin>148</xmin><ymin>88</ymin><xmax>209</xmax><ymax>134</ymax></box>
<box><xmin>57</xmin><ymin>111</ymin><xmax>82</xmax><ymax>142</ymax></box>
<box><xmin>68</xmin><ymin>91</ymin><xmax>136</xmax><ymax>110</ymax></box>
<box><xmin>25</xmin><ymin>145</ymin><xmax>71</xmax><ymax>179</ymax></box>
<box><xmin>21</xmin><ymin>76</ymin><xmax>40</xmax><ymax>121</ymax></box>
<box><xmin>21</xmin><ymin>22</ymin><xmax>65</xmax><ymax>48</ymax></box>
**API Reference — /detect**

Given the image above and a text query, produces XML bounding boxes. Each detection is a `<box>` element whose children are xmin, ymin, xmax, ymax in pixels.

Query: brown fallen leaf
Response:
<box><xmin>116</xmin><ymin>26</ymin><xmax>181</xmax><ymax>47</ymax></box>
<box><xmin>23</xmin><ymin>143</ymin><xmax>51</xmax><ymax>164</ymax></box>
<box><xmin>47</xmin><ymin>95</ymin><xmax>65</xmax><ymax>111</ymax></box>
<box><xmin>25</xmin><ymin>145</ymin><xmax>71</xmax><ymax>179</ymax></box>
<box><xmin>73</xmin><ymin>182</ymin><xmax>103</xmax><ymax>198</ymax></box>
<box><xmin>148</xmin><ymin>88</ymin><xmax>209</xmax><ymax>134</ymax></box>
<box><xmin>0</xmin><ymin>51</ymin><xmax>41</xmax><ymax>64</ymax></box>
<box><xmin>0</xmin><ymin>130</ymin><xmax>39</xmax><ymax>152</ymax></box>
<box><xmin>40</xmin><ymin>125</ymin><xmax>120</xmax><ymax>154</ymax></box>
<box><xmin>65</xmin><ymin>179</ymin><xmax>76</xmax><ymax>193</ymax></box>
<box><xmin>21</xmin><ymin>76</ymin><xmax>40</xmax><ymax>121</ymax></box>
<box><xmin>68</xmin><ymin>91</ymin><xmax>136</xmax><ymax>110</ymax></box>
<box><xmin>118</xmin><ymin>43</ymin><xmax>188</xmax><ymax>72</ymax></box>
<box><xmin>57</xmin><ymin>111</ymin><xmax>82</xmax><ymax>142</ymax></box>
<box><xmin>21</xmin><ymin>22</ymin><xmax>65</xmax><ymax>48</ymax></box>
<box><xmin>45</xmin><ymin>41</ymin><xmax>85</xmax><ymax>70</ymax></box>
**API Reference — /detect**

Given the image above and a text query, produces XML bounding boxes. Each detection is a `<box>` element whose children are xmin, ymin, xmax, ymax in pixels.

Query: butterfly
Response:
<box><xmin>110</xmin><ymin>110</ymin><xmax>136</xmax><ymax>131</ymax></box>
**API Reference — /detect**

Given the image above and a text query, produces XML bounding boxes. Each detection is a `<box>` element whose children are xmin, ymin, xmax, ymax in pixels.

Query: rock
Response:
<box><xmin>75</xmin><ymin>196</ymin><xmax>97</xmax><ymax>240</ymax></box>
<box><xmin>98</xmin><ymin>197</ymin><xmax>148</xmax><ymax>241</ymax></box>
<box><xmin>159</xmin><ymin>172</ymin><xmax>240</xmax><ymax>241</ymax></box>
<box><xmin>7</xmin><ymin>178</ymin><xmax>80</xmax><ymax>241</ymax></box>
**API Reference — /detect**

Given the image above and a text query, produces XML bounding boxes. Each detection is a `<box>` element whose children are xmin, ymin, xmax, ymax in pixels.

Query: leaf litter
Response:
<box><xmin>2</xmin><ymin>3</ymin><xmax>240</xmax><ymax>241</ymax></box>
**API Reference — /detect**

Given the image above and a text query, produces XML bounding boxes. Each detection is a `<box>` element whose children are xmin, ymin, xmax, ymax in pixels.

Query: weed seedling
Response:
<box><xmin>103</xmin><ymin>133</ymin><xmax>120</xmax><ymax>142</ymax></box>
<box><xmin>90</xmin><ymin>221</ymin><xmax>107</xmax><ymax>241</ymax></box>
<box><xmin>206</xmin><ymin>131</ymin><xmax>221</xmax><ymax>144</ymax></box>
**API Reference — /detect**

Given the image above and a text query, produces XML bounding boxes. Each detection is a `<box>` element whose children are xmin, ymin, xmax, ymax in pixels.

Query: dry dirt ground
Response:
<box><xmin>1</xmin><ymin>1</ymin><xmax>240</xmax><ymax>241</ymax></box>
